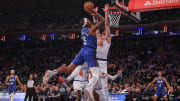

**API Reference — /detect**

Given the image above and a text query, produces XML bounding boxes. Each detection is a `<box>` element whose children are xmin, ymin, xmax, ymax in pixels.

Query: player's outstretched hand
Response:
<box><xmin>105</xmin><ymin>4</ymin><xmax>109</xmax><ymax>12</ymax></box>
<box><xmin>92</xmin><ymin>7</ymin><xmax>98</xmax><ymax>18</ymax></box>
<box><xmin>90</xmin><ymin>8</ymin><xmax>99</xmax><ymax>16</ymax></box>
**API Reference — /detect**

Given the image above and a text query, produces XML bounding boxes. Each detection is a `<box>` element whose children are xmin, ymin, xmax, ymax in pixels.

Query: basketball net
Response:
<box><xmin>108</xmin><ymin>8</ymin><xmax>122</xmax><ymax>28</ymax></box>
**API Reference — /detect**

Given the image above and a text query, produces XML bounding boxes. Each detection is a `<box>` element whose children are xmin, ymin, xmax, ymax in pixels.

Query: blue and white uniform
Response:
<box><xmin>8</xmin><ymin>75</ymin><xmax>16</xmax><ymax>94</ymax></box>
<box><xmin>155</xmin><ymin>77</ymin><xmax>166</xmax><ymax>97</ymax></box>
<box><xmin>72</xmin><ymin>27</ymin><xmax>97</xmax><ymax>67</ymax></box>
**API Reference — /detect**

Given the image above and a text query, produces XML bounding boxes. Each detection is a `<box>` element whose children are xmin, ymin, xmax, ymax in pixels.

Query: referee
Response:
<box><xmin>24</xmin><ymin>74</ymin><xmax>37</xmax><ymax>101</ymax></box>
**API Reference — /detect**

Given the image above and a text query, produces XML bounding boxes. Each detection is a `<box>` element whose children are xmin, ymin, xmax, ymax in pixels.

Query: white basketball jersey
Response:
<box><xmin>96</xmin><ymin>37</ymin><xmax>111</xmax><ymax>59</ymax></box>
<box><xmin>74</xmin><ymin>63</ymin><xmax>88</xmax><ymax>81</ymax></box>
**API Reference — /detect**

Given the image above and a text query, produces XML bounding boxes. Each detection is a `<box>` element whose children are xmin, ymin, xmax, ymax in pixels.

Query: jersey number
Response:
<box><xmin>97</xmin><ymin>40</ymin><xmax>103</xmax><ymax>47</ymax></box>
<box><xmin>83</xmin><ymin>36</ymin><xmax>87</xmax><ymax>45</ymax></box>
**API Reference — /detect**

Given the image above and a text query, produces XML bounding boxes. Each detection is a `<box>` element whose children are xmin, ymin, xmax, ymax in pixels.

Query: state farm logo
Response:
<box><xmin>144</xmin><ymin>1</ymin><xmax>152</xmax><ymax>6</ymax></box>
<box><xmin>144</xmin><ymin>0</ymin><xmax>180</xmax><ymax>6</ymax></box>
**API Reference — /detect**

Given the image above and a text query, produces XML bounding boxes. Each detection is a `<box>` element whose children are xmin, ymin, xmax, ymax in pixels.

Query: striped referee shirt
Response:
<box><xmin>27</xmin><ymin>80</ymin><xmax>34</xmax><ymax>88</ymax></box>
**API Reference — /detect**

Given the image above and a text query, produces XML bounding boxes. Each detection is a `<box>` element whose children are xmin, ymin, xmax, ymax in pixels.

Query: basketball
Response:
<box><xmin>84</xmin><ymin>1</ymin><xmax>94</xmax><ymax>13</ymax></box>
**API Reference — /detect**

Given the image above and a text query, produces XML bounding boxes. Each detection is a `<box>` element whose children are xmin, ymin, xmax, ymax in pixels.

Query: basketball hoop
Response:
<box><xmin>108</xmin><ymin>7</ymin><xmax>122</xmax><ymax>28</ymax></box>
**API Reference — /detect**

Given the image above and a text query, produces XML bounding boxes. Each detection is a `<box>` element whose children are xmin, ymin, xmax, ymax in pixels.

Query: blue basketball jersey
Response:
<box><xmin>81</xmin><ymin>28</ymin><xmax>96</xmax><ymax>49</ymax></box>
<box><xmin>72</xmin><ymin>28</ymin><xmax>97</xmax><ymax>67</ymax></box>
<box><xmin>8</xmin><ymin>75</ymin><xmax>16</xmax><ymax>94</ymax></box>
<box><xmin>8</xmin><ymin>75</ymin><xmax>16</xmax><ymax>87</ymax></box>
<box><xmin>157</xmin><ymin>77</ymin><xmax>164</xmax><ymax>89</ymax></box>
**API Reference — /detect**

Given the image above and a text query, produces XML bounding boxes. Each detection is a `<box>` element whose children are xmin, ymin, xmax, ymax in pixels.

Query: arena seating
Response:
<box><xmin>0</xmin><ymin>35</ymin><xmax>180</xmax><ymax>101</ymax></box>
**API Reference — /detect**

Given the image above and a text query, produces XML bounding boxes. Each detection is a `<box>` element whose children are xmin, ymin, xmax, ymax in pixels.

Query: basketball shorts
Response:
<box><xmin>8</xmin><ymin>86</ymin><xmax>15</xmax><ymax>94</ymax></box>
<box><xmin>155</xmin><ymin>89</ymin><xmax>166</xmax><ymax>97</ymax></box>
<box><xmin>73</xmin><ymin>80</ymin><xmax>88</xmax><ymax>91</ymax></box>
<box><xmin>72</xmin><ymin>47</ymin><xmax>98</xmax><ymax>67</ymax></box>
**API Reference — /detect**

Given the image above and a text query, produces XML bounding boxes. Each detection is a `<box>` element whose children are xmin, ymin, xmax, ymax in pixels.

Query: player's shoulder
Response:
<box><xmin>15</xmin><ymin>75</ymin><xmax>18</xmax><ymax>79</ymax></box>
<box><xmin>163</xmin><ymin>77</ymin><xmax>166</xmax><ymax>80</ymax></box>
<box><xmin>6</xmin><ymin>75</ymin><xmax>9</xmax><ymax>78</ymax></box>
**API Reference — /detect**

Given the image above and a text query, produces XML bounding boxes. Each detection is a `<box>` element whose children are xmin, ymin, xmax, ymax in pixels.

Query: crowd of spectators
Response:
<box><xmin>0</xmin><ymin>35</ymin><xmax>180</xmax><ymax>101</ymax></box>
<box><xmin>0</xmin><ymin>9</ymin><xmax>81</xmax><ymax>32</ymax></box>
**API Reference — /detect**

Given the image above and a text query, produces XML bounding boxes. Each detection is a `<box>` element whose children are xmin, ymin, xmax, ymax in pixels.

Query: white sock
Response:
<box><xmin>48</xmin><ymin>69</ymin><xmax>58</xmax><ymax>79</ymax></box>
<box><xmin>67</xmin><ymin>65</ymin><xmax>82</xmax><ymax>81</ymax></box>
<box><xmin>88</xmin><ymin>67</ymin><xmax>99</xmax><ymax>89</ymax></box>
<box><xmin>10</xmin><ymin>93</ymin><xmax>14</xmax><ymax>101</ymax></box>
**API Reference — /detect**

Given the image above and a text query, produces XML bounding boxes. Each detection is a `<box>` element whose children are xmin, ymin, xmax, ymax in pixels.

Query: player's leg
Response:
<box><xmin>85</xmin><ymin>63</ymin><xmax>99</xmax><ymax>100</ymax></box>
<box><xmin>101</xmin><ymin>76</ymin><xmax>109</xmax><ymax>101</ymax></box>
<box><xmin>94</xmin><ymin>78</ymin><xmax>104</xmax><ymax>101</ymax></box>
<box><xmin>58</xmin><ymin>63</ymin><xmax>88</xmax><ymax>88</ymax></box>
<box><xmin>154</xmin><ymin>90</ymin><xmax>160</xmax><ymax>101</ymax></box>
<box><xmin>81</xmin><ymin>91</ymin><xmax>87</xmax><ymax>101</ymax></box>
<box><xmin>43</xmin><ymin>63</ymin><xmax>76</xmax><ymax>84</ymax></box>
<box><xmin>84</xmin><ymin>49</ymin><xmax>100</xmax><ymax>101</ymax></box>
<box><xmin>10</xmin><ymin>92</ymin><xmax>15</xmax><ymax>101</ymax></box>
<box><xmin>58</xmin><ymin>64</ymin><xmax>82</xmax><ymax>88</ymax></box>
<box><xmin>75</xmin><ymin>90</ymin><xmax>82</xmax><ymax>101</ymax></box>
<box><xmin>85</xmin><ymin>66</ymin><xmax>99</xmax><ymax>101</ymax></box>
<box><xmin>93</xmin><ymin>90</ymin><xmax>100</xmax><ymax>101</ymax></box>
<box><xmin>98</xmin><ymin>61</ymin><xmax>109</xmax><ymax>101</ymax></box>
<box><xmin>153</xmin><ymin>96</ymin><xmax>158</xmax><ymax>101</ymax></box>
<box><xmin>8</xmin><ymin>87</ymin><xmax>15</xmax><ymax>101</ymax></box>
<box><xmin>43</xmin><ymin>50</ymin><xmax>84</xmax><ymax>84</ymax></box>
<box><xmin>73</xmin><ymin>81</ymin><xmax>83</xmax><ymax>101</ymax></box>
<box><xmin>162</xmin><ymin>89</ymin><xmax>168</xmax><ymax>101</ymax></box>
<box><xmin>67</xmin><ymin>63</ymin><xmax>88</xmax><ymax>82</ymax></box>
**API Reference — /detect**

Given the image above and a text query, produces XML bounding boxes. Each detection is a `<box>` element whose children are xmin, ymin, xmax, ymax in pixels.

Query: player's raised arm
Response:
<box><xmin>147</xmin><ymin>77</ymin><xmax>157</xmax><ymax>88</ymax></box>
<box><xmin>108</xmin><ymin>70</ymin><xmax>122</xmax><ymax>80</ymax></box>
<box><xmin>163</xmin><ymin>78</ymin><xmax>171</xmax><ymax>89</ymax></box>
<box><xmin>89</xmin><ymin>9</ymin><xmax>105</xmax><ymax>35</ymax></box>
<box><xmin>93</xmin><ymin>8</ymin><xmax>101</xmax><ymax>37</ymax></box>
<box><xmin>93</xmin><ymin>8</ymin><xmax>101</xmax><ymax>38</ymax></box>
<box><xmin>104</xmin><ymin>4</ymin><xmax>111</xmax><ymax>44</ymax></box>
<box><xmin>16</xmin><ymin>76</ymin><xmax>23</xmax><ymax>86</ymax></box>
<box><xmin>5</xmin><ymin>76</ymin><xmax>11</xmax><ymax>86</ymax></box>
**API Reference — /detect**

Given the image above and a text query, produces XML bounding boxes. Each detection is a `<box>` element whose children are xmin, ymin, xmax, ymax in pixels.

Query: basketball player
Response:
<box><xmin>58</xmin><ymin>62</ymin><xmax>122</xmax><ymax>101</ymax></box>
<box><xmin>43</xmin><ymin>8</ymin><xmax>105</xmax><ymax>101</ymax></box>
<box><xmin>147</xmin><ymin>71</ymin><xmax>172</xmax><ymax>101</ymax></box>
<box><xmin>5</xmin><ymin>70</ymin><xmax>23</xmax><ymax>101</ymax></box>
<box><xmin>59</xmin><ymin>62</ymin><xmax>89</xmax><ymax>101</ymax></box>
<box><xmin>93</xmin><ymin>4</ymin><xmax>112</xmax><ymax>101</ymax></box>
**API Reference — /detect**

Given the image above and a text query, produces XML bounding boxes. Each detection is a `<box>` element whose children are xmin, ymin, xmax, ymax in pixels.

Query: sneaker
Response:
<box><xmin>43</xmin><ymin>70</ymin><xmax>54</xmax><ymax>85</ymax></box>
<box><xmin>58</xmin><ymin>76</ymin><xmax>68</xmax><ymax>88</ymax></box>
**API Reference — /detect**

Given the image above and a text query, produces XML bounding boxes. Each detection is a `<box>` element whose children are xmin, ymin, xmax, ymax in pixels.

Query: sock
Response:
<box><xmin>10</xmin><ymin>93</ymin><xmax>14</xmax><ymax>101</ymax></box>
<box><xmin>48</xmin><ymin>69</ymin><xmax>58</xmax><ymax>79</ymax></box>
<box><xmin>88</xmin><ymin>67</ymin><xmax>100</xmax><ymax>89</ymax></box>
